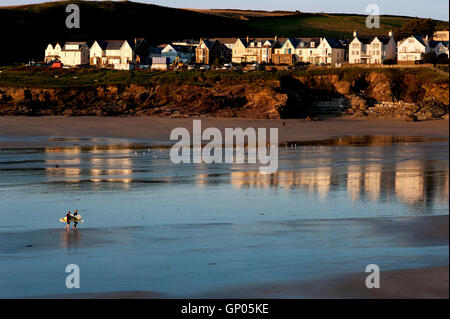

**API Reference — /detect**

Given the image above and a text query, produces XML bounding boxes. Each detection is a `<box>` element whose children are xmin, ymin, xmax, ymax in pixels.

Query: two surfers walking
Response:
<box><xmin>64</xmin><ymin>209</ymin><xmax>80</xmax><ymax>230</ymax></box>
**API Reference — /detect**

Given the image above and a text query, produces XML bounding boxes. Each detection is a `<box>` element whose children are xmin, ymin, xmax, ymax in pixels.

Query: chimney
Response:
<box><xmin>246</xmin><ymin>35</ymin><xmax>249</xmax><ymax>43</ymax></box>
<box><xmin>388</xmin><ymin>30</ymin><xmax>393</xmax><ymax>37</ymax></box>
<box><xmin>274</xmin><ymin>35</ymin><xmax>278</xmax><ymax>42</ymax></box>
<box><xmin>353</xmin><ymin>30</ymin><xmax>358</xmax><ymax>38</ymax></box>
<box><xmin>425</xmin><ymin>35</ymin><xmax>429</xmax><ymax>43</ymax></box>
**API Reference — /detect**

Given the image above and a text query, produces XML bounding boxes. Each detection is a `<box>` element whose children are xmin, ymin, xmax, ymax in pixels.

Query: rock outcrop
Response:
<box><xmin>0</xmin><ymin>71</ymin><xmax>448</xmax><ymax>120</ymax></box>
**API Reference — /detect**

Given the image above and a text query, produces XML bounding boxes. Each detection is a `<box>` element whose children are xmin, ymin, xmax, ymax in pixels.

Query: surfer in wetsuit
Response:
<box><xmin>65</xmin><ymin>211</ymin><xmax>71</xmax><ymax>230</ymax></box>
<box><xmin>73</xmin><ymin>210</ymin><xmax>79</xmax><ymax>229</ymax></box>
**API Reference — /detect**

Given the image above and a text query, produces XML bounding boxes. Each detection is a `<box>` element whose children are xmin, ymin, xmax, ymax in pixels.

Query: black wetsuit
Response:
<box><xmin>73</xmin><ymin>213</ymin><xmax>78</xmax><ymax>227</ymax></box>
<box><xmin>66</xmin><ymin>213</ymin><xmax>71</xmax><ymax>225</ymax></box>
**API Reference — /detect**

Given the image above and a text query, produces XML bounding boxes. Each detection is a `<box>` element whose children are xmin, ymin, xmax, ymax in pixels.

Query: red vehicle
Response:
<box><xmin>51</xmin><ymin>62</ymin><xmax>63</xmax><ymax>68</ymax></box>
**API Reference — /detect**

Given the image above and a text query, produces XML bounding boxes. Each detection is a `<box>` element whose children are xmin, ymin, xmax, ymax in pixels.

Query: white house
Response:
<box><xmin>397</xmin><ymin>35</ymin><xmax>429</xmax><ymax>63</ymax></box>
<box><xmin>161</xmin><ymin>44</ymin><xmax>195</xmax><ymax>63</ymax></box>
<box><xmin>349</xmin><ymin>31</ymin><xmax>397</xmax><ymax>64</ymax></box>
<box><xmin>89</xmin><ymin>40</ymin><xmax>135</xmax><ymax>68</ymax></box>
<box><xmin>44</xmin><ymin>43</ymin><xmax>62</xmax><ymax>63</ymax></box>
<box><xmin>232</xmin><ymin>37</ymin><xmax>279</xmax><ymax>64</ymax></box>
<box><xmin>318</xmin><ymin>38</ymin><xmax>346</xmax><ymax>65</ymax></box>
<box><xmin>296</xmin><ymin>38</ymin><xmax>345</xmax><ymax>65</ymax></box>
<box><xmin>272</xmin><ymin>37</ymin><xmax>345</xmax><ymax>65</ymax></box>
<box><xmin>428</xmin><ymin>40</ymin><xmax>449</xmax><ymax>58</ymax></box>
<box><xmin>45</xmin><ymin>42</ymin><xmax>89</xmax><ymax>66</ymax></box>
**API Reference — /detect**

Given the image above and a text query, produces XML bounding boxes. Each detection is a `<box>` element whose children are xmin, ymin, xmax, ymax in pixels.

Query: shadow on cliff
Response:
<box><xmin>275</xmin><ymin>75</ymin><xmax>351</xmax><ymax>119</ymax></box>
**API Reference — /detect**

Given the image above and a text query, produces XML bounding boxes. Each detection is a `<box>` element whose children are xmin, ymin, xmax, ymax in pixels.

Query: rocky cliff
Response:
<box><xmin>0</xmin><ymin>71</ymin><xmax>448</xmax><ymax>120</ymax></box>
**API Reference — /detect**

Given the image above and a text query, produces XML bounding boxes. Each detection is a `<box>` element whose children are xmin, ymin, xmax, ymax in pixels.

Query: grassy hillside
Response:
<box><xmin>0</xmin><ymin>65</ymin><xmax>447</xmax><ymax>88</ymax></box>
<box><xmin>0</xmin><ymin>1</ymin><xmax>448</xmax><ymax>64</ymax></box>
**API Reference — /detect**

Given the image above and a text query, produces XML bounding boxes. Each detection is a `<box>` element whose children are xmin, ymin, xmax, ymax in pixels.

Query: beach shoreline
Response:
<box><xmin>0</xmin><ymin>116</ymin><xmax>448</xmax><ymax>148</ymax></box>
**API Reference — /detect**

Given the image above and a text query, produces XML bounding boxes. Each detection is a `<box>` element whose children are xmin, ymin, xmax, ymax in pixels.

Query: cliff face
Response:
<box><xmin>0</xmin><ymin>72</ymin><xmax>448</xmax><ymax>120</ymax></box>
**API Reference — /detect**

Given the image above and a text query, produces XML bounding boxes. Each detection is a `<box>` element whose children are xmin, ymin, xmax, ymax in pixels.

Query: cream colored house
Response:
<box><xmin>60</xmin><ymin>42</ymin><xmax>90</xmax><ymax>66</ymax></box>
<box><xmin>397</xmin><ymin>35</ymin><xmax>428</xmax><ymax>63</ymax></box>
<box><xmin>45</xmin><ymin>42</ymin><xmax>89</xmax><ymax>66</ymax></box>
<box><xmin>89</xmin><ymin>40</ymin><xmax>135</xmax><ymax>68</ymax></box>
<box><xmin>232</xmin><ymin>37</ymin><xmax>279</xmax><ymax>64</ymax></box>
<box><xmin>349</xmin><ymin>31</ymin><xmax>397</xmax><ymax>64</ymax></box>
<box><xmin>433</xmin><ymin>30</ymin><xmax>449</xmax><ymax>41</ymax></box>
<box><xmin>44</xmin><ymin>43</ymin><xmax>62</xmax><ymax>63</ymax></box>
<box><xmin>295</xmin><ymin>38</ymin><xmax>345</xmax><ymax>65</ymax></box>
<box><xmin>272</xmin><ymin>37</ymin><xmax>345</xmax><ymax>65</ymax></box>
<box><xmin>349</xmin><ymin>31</ymin><xmax>396</xmax><ymax>64</ymax></box>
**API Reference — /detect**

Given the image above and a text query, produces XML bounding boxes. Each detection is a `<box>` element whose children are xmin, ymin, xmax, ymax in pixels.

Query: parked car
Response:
<box><xmin>187</xmin><ymin>64</ymin><xmax>198</xmax><ymax>70</ymax></box>
<box><xmin>51</xmin><ymin>62</ymin><xmax>63</xmax><ymax>68</ymax></box>
<box><xmin>199</xmin><ymin>65</ymin><xmax>211</xmax><ymax>70</ymax></box>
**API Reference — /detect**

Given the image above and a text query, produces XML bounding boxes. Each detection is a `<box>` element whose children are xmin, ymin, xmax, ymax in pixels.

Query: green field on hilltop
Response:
<box><xmin>246</xmin><ymin>14</ymin><xmax>420</xmax><ymax>38</ymax></box>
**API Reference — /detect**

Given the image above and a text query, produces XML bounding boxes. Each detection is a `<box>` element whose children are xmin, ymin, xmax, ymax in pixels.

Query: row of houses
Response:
<box><xmin>45</xmin><ymin>39</ymin><xmax>147</xmax><ymax>68</ymax></box>
<box><xmin>44</xmin><ymin>30</ymin><xmax>449</xmax><ymax>69</ymax></box>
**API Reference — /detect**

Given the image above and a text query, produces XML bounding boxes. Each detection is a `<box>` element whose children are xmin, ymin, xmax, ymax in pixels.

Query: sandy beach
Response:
<box><xmin>0</xmin><ymin>117</ymin><xmax>448</xmax><ymax>148</ymax></box>
<box><xmin>1</xmin><ymin>116</ymin><xmax>448</xmax><ymax>299</ymax></box>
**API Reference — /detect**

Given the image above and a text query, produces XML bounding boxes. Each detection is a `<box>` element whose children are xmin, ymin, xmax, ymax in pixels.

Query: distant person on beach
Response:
<box><xmin>65</xmin><ymin>211</ymin><xmax>71</xmax><ymax>230</ymax></box>
<box><xmin>73</xmin><ymin>210</ymin><xmax>79</xmax><ymax>229</ymax></box>
<box><xmin>283</xmin><ymin>121</ymin><xmax>286</xmax><ymax>128</ymax></box>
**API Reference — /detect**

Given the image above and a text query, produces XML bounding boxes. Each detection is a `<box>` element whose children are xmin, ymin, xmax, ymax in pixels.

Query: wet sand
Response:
<box><xmin>196</xmin><ymin>266</ymin><xmax>449</xmax><ymax>299</ymax></box>
<box><xmin>9</xmin><ymin>215</ymin><xmax>447</xmax><ymax>299</ymax></box>
<box><xmin>0</xmin><ymin>116</ymin><xmax>448</xmax><ymax>148</ymax></box>
<box><xmin>35</xmin><ymin>266</ymin><xmax>449</xmax><ymax>299</ymax></box>
<box><xmin>1</xmin><ymin>116</ymin><xmax>448</xmax><ymax>299</ymax></box>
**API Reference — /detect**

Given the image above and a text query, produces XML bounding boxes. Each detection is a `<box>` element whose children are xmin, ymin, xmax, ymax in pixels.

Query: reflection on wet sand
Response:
<box><xmin>60</xmin><ymin>228</ymin><xmax>82</xmax><ymax>249</ymax></box>
<box><xmin>24</xmin><ymin>139</ymin><xmax>450</xmax><ymax>211</ymax></box>
<box><xmin>230</xmin><ymin>161</ymin><xmax>448</xmax><ymax>209</ymax></box>
<box><xmin>45</xmin><ymin>146</ymin><xmax>133</xmax><ymax>186</ymax></box>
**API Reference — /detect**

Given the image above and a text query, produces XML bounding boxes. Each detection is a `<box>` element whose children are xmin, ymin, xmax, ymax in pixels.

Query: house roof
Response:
<box><xmin>104</xmin><ymin>40</ymin><xmax>127</xmax><ymax>50</ymax></box>
<box><xmin>376</xmin><ymin>36</ymin><xmax>392</xmax><ymax>44</ymax></box>
<box><xmin>167</xmin><ymin>44</ymin><xmax>194</xmax><ymax>53</ymax></box>
<box><xmin>353</xmin><ymin>34</ymin><xmax>393</xmax><ymax>45</ymax></box>
<box><xmin>429</xmin><ymin>40</ymin><xmax>449</xmax><ymax>48</ymax></box>
<box><xmin>413</xmin><ymin>35</ymin><xmax>427</xmax><ymax>46</ymax></box>
<box><xmin>354</xmin><ymin>35</ymin><xmax>375</xmax><ymax>44</ymax></box>
<box><xmin>210</xmin><ymin>38</ymin><xmax>238</xmax><ymax>44</ymax></box>
<box><xmin>296</xmin><ymin>38</ymin><xmax>320</xmax><ymax>48</ymax></box>
<box><xmin>65</xmin><ymin>41</ymin><xmax>87</xmax><ymax>46</ymax></box>
<box><xmin>62</xmin><ymin>42</ymin><xmax>88</xmax><ymax>51</ymax></box>
<box><xmin>94</xmin><ymin>40</ymin><xmax>133</xmax><ymax>50</ymax></box>
<box><xmin>148</xmin><ymin>46</ymin><xmax>163</xmax><ymax>54</ymax></box>
<box><xmin>323</xmin><ymin>38</ymin><xmax>344</xmax><ymax>48</ymax></box>
<box><xmin>200</xmin><ymin>39</ymin><xmax>217</xmax><ymax>49</ymax></box>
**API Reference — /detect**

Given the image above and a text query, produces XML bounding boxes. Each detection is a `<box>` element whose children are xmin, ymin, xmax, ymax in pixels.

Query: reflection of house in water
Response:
<box><xmin>395</xmin><ymin>160</ymin><xmax>424</xmax><ymax>204</ymax></box>
<box><xmin>230</xmin><ymin>166</ymin><xmax>333</xmax><ymax>199</ymax></box>
<box><xmin>45</xmin><ymin>146</ymin><xmax>134</xmax><ymax>186</ymax></box>
<box><xmin>90</xmin><ymin>147</ymin><xmax>133</xmax><ymax>185</ymax></box>
<box><xmin>45</xmin><ymin>147</ymin><xmax>82</xmax><ymax>181</ymax></box>
<box><xmin>364</xmin><ymin>164</ymin><xmax>382</xmax><ymax>202</ymax></box>
<box><xmin>347</xmin><ymin>164</ymin><xmax>363</xmax><ymax>202</ymax></box>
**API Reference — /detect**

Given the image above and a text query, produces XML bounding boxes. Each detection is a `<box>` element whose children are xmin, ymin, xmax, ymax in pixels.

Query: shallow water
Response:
<box><xmin>0</xmin><ymin>136</ymin><xmax>448</xmax><ymax>298</ymax></box>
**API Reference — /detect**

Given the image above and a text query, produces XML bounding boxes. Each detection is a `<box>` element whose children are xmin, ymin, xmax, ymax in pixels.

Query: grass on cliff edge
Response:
<box><xmin>0</xmin><ymin>65</ymin><xmax>448</xmax><ymax>88</ymax></box>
